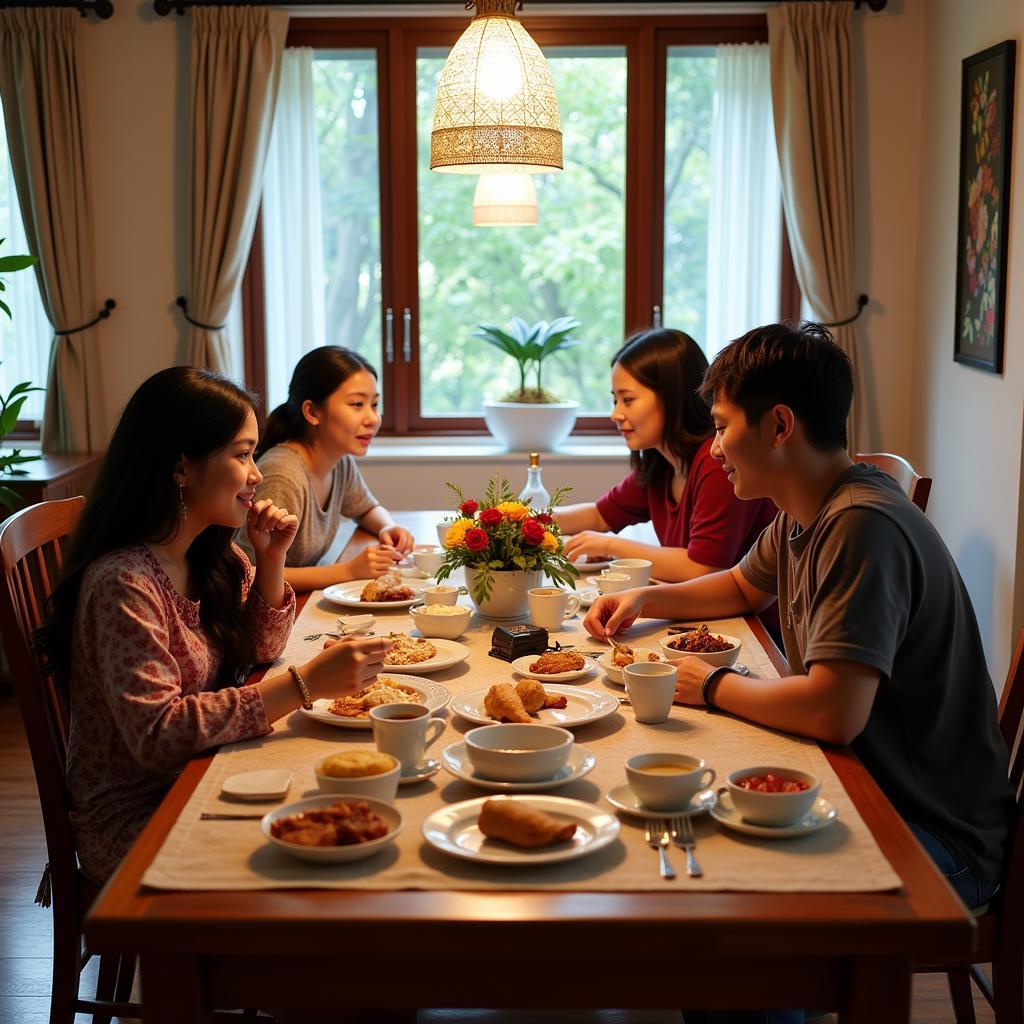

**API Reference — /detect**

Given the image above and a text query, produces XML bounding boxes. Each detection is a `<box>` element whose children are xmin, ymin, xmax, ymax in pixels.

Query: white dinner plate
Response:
<box><xmin>442</xmin><ymin>741</ymin><xmax>597</xmax><ymax>792</ymax></box>
<box><xmin>604</xmin><ymin>783</ymin><xmax>717</xmax><ymax>820</ymax></box>
<box><xmin>220</xmin><ymin>769</ymin><xmax>293</xmax><ymax>802</ymax></box>
<box><xmin>383</xmin><ymin>637</ymin><xmax>470</xmax><ymax>675</ymax></box>
<box><xmin>596</xmin><ymin>647</ymin><xmax>666</xmax><ymax>685</ymax></box>
<box><xmin>299</xmin><ymin>675</ymin><xmax>451</xmax><ymax>730</ymax></box>
<box><xmin>510</xmin><ymin>653</ymin><xmax>597</xmax><ymax>682</ymax></box>
<box><xmin>322</xmin><ymin>580</ymin><xmax>424</xmax><ymax>610</ymax></box>
<box><xmin>262</xmin><ymin>795</ymin><xmax>404</xmax><ymax>863</ymax></box>
<box><xmin>421</xmin><ymin>795</ymin><xmax>620</xmax><ymax>865</ymax></box>
<box><xmin>711</xmin><ymin>791</ymin><xmax>839</xmax><ymax>838</ymax></box>
<box><xmin>451</xmin><ymin>685</ymin><xmax>620</xmax><ymax>730</ymax></box>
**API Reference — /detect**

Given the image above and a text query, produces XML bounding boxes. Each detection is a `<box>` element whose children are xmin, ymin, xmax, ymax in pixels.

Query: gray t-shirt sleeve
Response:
<box><xmin>800</xmin><ymin>507</ymin><xmax>913</xmax><ymax>678</ymax></box>
<box><xmin>739</xmin><ymin>513</ymin><xmax>782</xmax><ymax>595</ymax></box>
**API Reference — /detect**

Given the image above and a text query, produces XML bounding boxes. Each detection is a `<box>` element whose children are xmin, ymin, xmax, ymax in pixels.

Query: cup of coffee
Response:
<box><xmin>626</xmin><ymin>752</ymin><xmax>716</xmax><ymax>811</ymax></box>
<box><xmin>422</xmin><ymin>584</ymin><xmax>464</xmax><ymax>606</ymax></box>
<box><xmin>369</xmin><ymin>702</ymin><xmax>445</xmax><ymax>773</ymax></box>
<box><xmin>622</xmin><ymin>661</ymin><xmax>677</xmax><ymax>723</ymax></box>
<box><xmin>609</xmin><ymin>558</ymin><xmax>653</xmax><ymax>587</ymax></box>
<box><xmin>595</xmin><ymin>571</ymin><xmax>632</xmax><ymax>595</ymax></box>
<box><xmin>527</xmin><ymin>587</ymin><xmax>582</xmax><ymax>631</ymax></box>
<box><xmin>412</xmin><ymin>546</ymin><xmax>445</xmax><ymax>576</ymax></box>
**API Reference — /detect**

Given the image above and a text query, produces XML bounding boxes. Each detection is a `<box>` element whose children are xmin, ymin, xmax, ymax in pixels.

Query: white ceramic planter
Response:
<box><xmin>482</xmin><ymin>400</ymin><xmax>579</xmax><ymax>452</ymax></box>
<box><xmin>464</xmin><ymin>567</ymin><xmax>542</xmax><ymax>620</ymax></box>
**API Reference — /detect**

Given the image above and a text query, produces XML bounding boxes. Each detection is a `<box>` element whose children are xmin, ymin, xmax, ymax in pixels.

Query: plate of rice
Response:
<box><xmin>300</xmin><ymin>674</ymin><xmax>451</xmax><ymax>730</ymax></box>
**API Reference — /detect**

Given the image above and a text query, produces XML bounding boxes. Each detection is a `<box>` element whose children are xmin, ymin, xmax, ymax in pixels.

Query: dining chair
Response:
<box><xmin>854</xmin><ymin>451</ymin><xmax>932</xmax><ymax>513</ymax></box>
<box><xmin>916</xmin><ymin>627</ymin><xmax>1024</xmax><ymax>1024</ymax></box>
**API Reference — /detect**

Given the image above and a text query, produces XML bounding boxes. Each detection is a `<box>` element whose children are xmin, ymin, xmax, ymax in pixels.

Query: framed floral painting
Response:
<box><xmin>954</xmin><ymin>41</ymin><xmax>1016</xmax><ymax>373</ymax></box>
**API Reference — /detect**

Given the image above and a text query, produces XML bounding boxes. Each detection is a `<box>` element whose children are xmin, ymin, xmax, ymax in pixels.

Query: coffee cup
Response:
<box><xmin>422</xmin><ymin>584</ymin><xmax>465</xmax><ymax>606</ymax></box>
<box><xmin>595</xmin><ymin>571</ymin><xmax>632</xmax><ymax>595</ymax></box>
<box><xmin>369</xmin><ymin>702</ymin><xmax>445</xmax><ymax>773</ymax></box>
<box><xmin>527</xmin><ymin>587</ymin><xmax>582</xmax><ymax>631</ymax></box>
<box><xmin>412</xmin><ymin>546</ymin><xmax>446</xmax><ymax>576</ymax></box>
<box><xmin>609</xmin><ymin>558</ymin><xmax>653</xmax><ymax>587</ymax></box>
<box><xmin>626</xmin><ymin>752</ymin><xmax>716</xmax><ymax>811</ymax></box>
<box><xmin>622</xmin><ymin>661</ymin><xmax>677</xmax><ymax>723</ymax></box>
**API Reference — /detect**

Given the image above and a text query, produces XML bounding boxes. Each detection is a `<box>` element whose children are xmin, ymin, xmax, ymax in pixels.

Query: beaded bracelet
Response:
<box><xmin>700</xmin><ymin>665</ymin><xmax>733</xmax><ymax>710</ymax></box>
<box><xmin>288</xmin><ymin>664</ymin><xmax>313</xmax><ymax>711</ymax></box>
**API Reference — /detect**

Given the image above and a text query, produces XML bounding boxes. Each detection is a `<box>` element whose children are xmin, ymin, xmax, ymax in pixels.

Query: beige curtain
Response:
<box><xmin>768</xmin><ymin>3</ymin><xmax>860</xmax><ymax>451</ymax></box>
<box><xmin>0</xmin><ymin>9</ymin><xmax>104</xmax><ymax>453</ymax></box>
<box><xmin>184</xmin><ymin>6</ymin><xmax>288</xmax><ymax>374</ymax></box>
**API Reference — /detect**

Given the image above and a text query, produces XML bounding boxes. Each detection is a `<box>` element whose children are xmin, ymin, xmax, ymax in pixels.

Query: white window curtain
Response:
<box><xmin>261</xmin><ymin>46</ymin><xmax>326</xmax><ymax>412</ymax></box>
<box><xmin>705</xmin><ymin>43</ymin><xmax>782</xmax><ymax>360</ymax></box>
<box><xmin>0</xmin><ymin>103</ymin><xmax>52</xmax><ymax>423</ymax></box>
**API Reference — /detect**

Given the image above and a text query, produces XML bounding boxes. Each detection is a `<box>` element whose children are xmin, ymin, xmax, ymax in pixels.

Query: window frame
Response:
<box><xmin>242</xmin><ymin>13</ymin><xmax>797</xmax><ymax>437</ymax></box>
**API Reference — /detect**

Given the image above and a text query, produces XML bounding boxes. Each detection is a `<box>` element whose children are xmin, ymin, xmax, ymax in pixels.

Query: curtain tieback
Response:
<box><xmin>822</xmin><ymin>294</ymin><xmax>868</xmax><ymax>328</ymax></box>
<box><xmin>54</xmin><ymin>299</ymin><xmax>117</xmax><ymax>337</ymax></box>
<box><xmin>175</xmin><ymin>295</ymin><xmax>225</xmax><ymax>331</ymax></box>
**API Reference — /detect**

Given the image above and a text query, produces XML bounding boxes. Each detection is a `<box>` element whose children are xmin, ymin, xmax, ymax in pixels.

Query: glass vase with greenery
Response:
<box><xmin>472</xmin><ymin>316</ymin><xmax>582</xmax><ymax>403</ymax></box>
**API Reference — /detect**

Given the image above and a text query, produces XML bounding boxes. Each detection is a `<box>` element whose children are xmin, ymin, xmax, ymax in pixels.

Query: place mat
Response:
<box><xmin>142</xmin><ymin>591</ymin><xmax>901</xmax><ymax>894</ymax></box>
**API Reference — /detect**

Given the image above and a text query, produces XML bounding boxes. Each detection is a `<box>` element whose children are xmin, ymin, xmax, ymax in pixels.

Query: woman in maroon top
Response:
<box><xmin>559</xmin><ymin>328</ymin><xmax>776</xmax><ymax>581</ymax></box>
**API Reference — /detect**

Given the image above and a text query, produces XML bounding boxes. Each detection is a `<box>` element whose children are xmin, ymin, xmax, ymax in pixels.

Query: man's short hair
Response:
<box><xmin>699</xmin><ymin>321</ymin><xmax>853</xmax><ymax>451</ymax></box>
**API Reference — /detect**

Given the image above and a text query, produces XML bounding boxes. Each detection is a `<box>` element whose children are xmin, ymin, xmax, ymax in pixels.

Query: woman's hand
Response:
<box><xmin>564</xmin><ymin>530</ymin><xmax>615</xmax><ymax>564</ymax></box>
<box><xmin>305</xmin><ymin>634</ymin><xmax>394</xmax><ymax>699</ymax></box>
<box><xmin>582</xmin><ymin>588</ymin><xmax>649</xmax><ymax>639</ymax></box>
<box><xmin>347</xmin><ymin>543</ymin><xmax>402</xmax><ymax>580</ymax></box>
<box><xmin>378</xmin><ymin>525</ymin><xmax>415</xmax><ymax>554</ymax></box>
<box><xmin>246</xmin><ymin>498</ymin><xmax>299</xmax><ymax>564</ymax></box>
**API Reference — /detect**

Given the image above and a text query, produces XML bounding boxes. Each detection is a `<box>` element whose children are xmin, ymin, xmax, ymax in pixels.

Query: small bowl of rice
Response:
<box><xmin>409</xmin><ymin>602</ymin><xmax>471</xmax><ymax>639</ymax></box>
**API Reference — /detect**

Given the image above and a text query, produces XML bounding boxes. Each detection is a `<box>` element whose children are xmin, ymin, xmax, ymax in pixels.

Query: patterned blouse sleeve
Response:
<box><xmin>80</xmin><ymin>563</ymin><xmax>271</xmax><ymax>775</ymax></box>
<box><xmin>234</xmin><ymin>543</ymin><xmax>296</xmax><ymax>663</ymax></box>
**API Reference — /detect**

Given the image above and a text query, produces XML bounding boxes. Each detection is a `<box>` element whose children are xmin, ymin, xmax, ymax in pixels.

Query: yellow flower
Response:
<box><xmin>443</xmin><ymin>517</ymin><xmax>475</xmax><ymax>548</ymax></box>
<box><xmin>495</xmin><ymin>501</ymin><xmax>530</xmax><ymax>522</ymax></box>
<box><xmin>541</xmin><ymin>530</ymin><xmax>558</xmax><ymax>553</ymax></box>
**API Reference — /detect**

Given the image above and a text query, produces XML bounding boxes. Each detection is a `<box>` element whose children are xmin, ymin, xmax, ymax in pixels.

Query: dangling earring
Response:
<box><xmin>179</xmin><ymin>483</ymin><xmax>188</xmax><ymax>520</ymax></box>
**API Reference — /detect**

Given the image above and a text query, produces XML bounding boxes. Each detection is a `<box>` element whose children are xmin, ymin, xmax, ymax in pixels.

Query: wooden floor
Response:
<box><xmin>0</xmin><ymin>692</ymin><xmax>994</xmax><ymax>1024</ymax></box>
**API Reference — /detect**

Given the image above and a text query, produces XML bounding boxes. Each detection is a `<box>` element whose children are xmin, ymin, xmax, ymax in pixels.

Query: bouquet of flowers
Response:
<box><xmin>436</xmin><ymin>475</ymin><xmax>580</xmax><ymax>603</ymax></box>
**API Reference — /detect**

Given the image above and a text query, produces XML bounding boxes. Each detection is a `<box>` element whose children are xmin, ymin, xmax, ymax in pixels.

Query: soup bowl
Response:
<box><xmin>463</xmin><ymin>723</ymin><xmax>573</xmax><ymax>782</ymax></box>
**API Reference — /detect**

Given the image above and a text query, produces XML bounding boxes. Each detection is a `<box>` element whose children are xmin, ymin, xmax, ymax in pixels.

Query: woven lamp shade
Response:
<box><xmin>431</xmin><ymin>0</ymin><xmax>562</xmax><ymax>175</ymax></box>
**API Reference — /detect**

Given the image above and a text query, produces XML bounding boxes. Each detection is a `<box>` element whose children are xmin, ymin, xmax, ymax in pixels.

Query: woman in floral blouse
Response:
<box><xmin>38</xmin><ymin>368</ymin><xmax>391</xmax><ymax>881</ymax></box>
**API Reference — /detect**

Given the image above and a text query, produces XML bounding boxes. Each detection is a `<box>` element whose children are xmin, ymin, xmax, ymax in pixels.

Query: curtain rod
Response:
<box><xmin>0</xmin><ymin>0</ymin><xmax>113</xmax><ymax>16</ymax></box>
<box><xmin>154</xmin><ymin>0</ymin><xmax>886</xmax><ymax>16</ymax></box>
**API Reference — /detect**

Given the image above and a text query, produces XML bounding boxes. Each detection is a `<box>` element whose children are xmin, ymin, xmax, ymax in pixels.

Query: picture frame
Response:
<box><xmin>954</xmin><ymin>40</ymin><xmax>1016</xmax><ymax>374</ymax></box>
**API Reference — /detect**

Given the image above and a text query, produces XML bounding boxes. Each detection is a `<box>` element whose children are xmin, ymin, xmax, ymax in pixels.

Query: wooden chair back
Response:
<box><xmin>854</xmin><ymin>451</ymin><xmax>933</xmax><ymax>513</ymax></box>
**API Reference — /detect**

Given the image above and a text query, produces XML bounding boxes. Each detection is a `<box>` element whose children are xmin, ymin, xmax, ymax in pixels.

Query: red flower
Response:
<box><xmin>460</xmin><ymin>499</ymin><xmax>479</xmax><ymax>517</ymax></box>
<box><xmin>533</xmin><ymin>512</ymin><xmax>552</xmax><ymax>525</ymax></box>
<box><xmin>521</xmin><ymin>519</ymin><xmax>546</xmax><ymax>546</ymax></box>
<box><xmin>465</xmin><ymin>527</ymin><xmax>489</xmax><ymax>551</ymax></box>
<box><xmin>479</xmin><ymin>507</ymin><xmax>503</xmax><ymax>527</ymax></box>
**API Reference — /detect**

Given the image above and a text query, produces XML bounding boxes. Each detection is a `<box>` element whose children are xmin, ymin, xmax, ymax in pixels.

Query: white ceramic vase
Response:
<box><xmin>464</xmin><ymin>567</ymin><xmax>542</xmax><ymax>620</ymax></box>
<box><xmin>482</xmin><ymin>400</ymin><xmax>579</xmax><ymax>452</ymax></box>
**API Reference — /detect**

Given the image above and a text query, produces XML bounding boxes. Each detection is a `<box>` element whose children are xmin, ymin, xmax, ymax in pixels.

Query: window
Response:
<box><xmin>0</xmin><ymin>103</ymin><xmax>51</xmax><ymax>428</ymax></box>
<box><xmin>247</xmin><ymin>13</ymin><xmax>794</xmax><ymax>436</ymax></box>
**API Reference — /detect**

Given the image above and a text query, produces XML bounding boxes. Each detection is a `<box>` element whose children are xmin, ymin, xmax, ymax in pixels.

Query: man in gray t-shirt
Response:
<box><xmin>584</xmin><ymin>322</ymin><xmax>1012</xmax><ymax>902</ymax></box>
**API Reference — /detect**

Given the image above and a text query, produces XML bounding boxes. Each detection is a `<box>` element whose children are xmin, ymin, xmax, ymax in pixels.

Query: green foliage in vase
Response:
<box><xmin>472</xmin><ymin>316</ymin><xmax>582</xmax><ymax>403</ymax></box>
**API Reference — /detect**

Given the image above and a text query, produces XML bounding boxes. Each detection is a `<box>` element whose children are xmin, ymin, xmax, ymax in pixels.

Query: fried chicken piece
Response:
<box><xmin>528</xmin><ymin>650</ymin><xmax>585</xmax><ymax>674</ymax></box>
<box><xmin>514</xmin><ymin>678</ymin><xmax>546</xmax><ymax>713</ymax></box>
<box><xmin>478</xmin><ymin>798</ymin><xmax>577</xmax><ymax>848</ymax></box>
<box><xmin>484</xmin><ymin>683</ymin><xmax>531</xmax><ymax>724</ymax></box>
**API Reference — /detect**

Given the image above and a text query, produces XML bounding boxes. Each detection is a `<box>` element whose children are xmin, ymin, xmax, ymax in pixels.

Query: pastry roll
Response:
<box><xmin>484</xmin><ymin>683</ymin><xmax>531</xmax><ymax>724</ymax></box>
<box><xmin>514</xmin><ymin>678</ymin><xmax>546</xmax><ymax>713</ymax></box>
<box><xmin>478</xmin><ymin>798</ymin><xmax>577</xmax><ymax>848</ymax></box>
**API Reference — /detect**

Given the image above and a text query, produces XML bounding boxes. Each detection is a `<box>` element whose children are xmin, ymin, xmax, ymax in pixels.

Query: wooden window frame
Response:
<box><xmin>242</xmin><ymin>13</ymin><xmax>799</xmax><ymax>437</ymax></box>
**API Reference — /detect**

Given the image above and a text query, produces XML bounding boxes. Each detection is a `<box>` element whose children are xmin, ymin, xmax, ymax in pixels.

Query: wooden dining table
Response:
<box><xmin>84</xmin><ymin>511</ymin><xmax>975</xmax><ymax>1023</ymax></box>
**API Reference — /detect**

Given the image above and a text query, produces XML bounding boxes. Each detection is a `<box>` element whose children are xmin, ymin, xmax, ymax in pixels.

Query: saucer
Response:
<box><xmin>442</xmin><ymin>741</ymin><xmax>597</xmax><ymax>791</ymax></box>
<box><xmin>336</xmin><ymin>613</ymin><xmax>376</xmax><ymax>632</ymax></box>
<box><xmin>604</xmin><ymin>783</ymin><xmax>717</xmax><ymax>820</ymax></box>
<box><xmin>220</xmin><ymin>769</ymin><xmax>292</xmax><ymax>801</ymax></box>
<box><xmin>711</xmin><ymin>791</ymin><xmax>838</xmax><ymax>838</ymax></box>
<box><xmin>397</xmin><ymin>758</ymin><xmax>442</xmax><ymax>786</ymax></box>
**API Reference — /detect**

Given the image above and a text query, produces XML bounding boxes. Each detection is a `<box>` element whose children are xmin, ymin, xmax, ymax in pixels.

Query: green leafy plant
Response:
<box><xmin>0</xmin><ymin>239</ymin><xmax>43</xmax><ymax>512</ymax></box>
<box><xmin>472</xmin><ymin>316</ymin><xmax>582</xmax><ymax>403</ymax></box>
<box><xmin>435</xmin><ymin>475</ymin><xmax>580</xmax><ymax>603</ymax></box>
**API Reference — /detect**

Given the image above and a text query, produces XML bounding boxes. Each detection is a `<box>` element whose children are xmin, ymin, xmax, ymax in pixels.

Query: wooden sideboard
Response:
<box><xmin>1</xmin><ymin>451</ymin><xmax>101</xmax><ymax>507</ymax></box>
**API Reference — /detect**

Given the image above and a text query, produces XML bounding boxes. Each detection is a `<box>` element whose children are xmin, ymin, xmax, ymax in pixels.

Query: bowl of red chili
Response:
<box><xmin>659</xmin><ymin>626</ymin><xmax>741</xmax><ymax>668</ymax></box>
<box><xmin>723</xmin><ymin>766</ymin><xmax>820</xmax><ymax>826</ymax></box>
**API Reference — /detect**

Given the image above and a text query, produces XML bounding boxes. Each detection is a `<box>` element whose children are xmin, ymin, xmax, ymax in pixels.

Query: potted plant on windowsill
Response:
<box><xmin>474</xmin><ymin>316</ymin><xmax>581</xmax><ymax>451</ymax></box>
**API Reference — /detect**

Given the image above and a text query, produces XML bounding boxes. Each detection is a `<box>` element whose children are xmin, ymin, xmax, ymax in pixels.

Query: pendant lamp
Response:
<box><xmin>431</xmin><ymin>0</ymin><xmax>562</xmax><ymax>175</ymax></box>
<box><xmin>472</xmin><ymin>173</ymin><xmax>538</xmax><ymax>226</ymax></box>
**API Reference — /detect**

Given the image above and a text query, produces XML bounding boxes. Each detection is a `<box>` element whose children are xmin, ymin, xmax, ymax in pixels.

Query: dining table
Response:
<box><xmin>84</xmin><ymin>511</ymin><xmax>976</xmax><ymax>1023</ymax></box>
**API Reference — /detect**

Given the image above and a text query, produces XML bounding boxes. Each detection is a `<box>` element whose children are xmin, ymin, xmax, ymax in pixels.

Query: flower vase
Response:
<box><xmin>464</xmin><ymin>567</ymin><xmax>542</xmax><ymax>620</ymax></box>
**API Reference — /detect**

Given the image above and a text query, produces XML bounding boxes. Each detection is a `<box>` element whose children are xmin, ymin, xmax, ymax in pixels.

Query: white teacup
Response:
<box><xmin>527</xmin><ymin>587</ymin><xmax>582</xmax><ymax>631</ymax></box>
<box><xmin>622</xmin><ymin>661</ymin><xmax>677</xmax><ymax>723</ymax></box>
<box><xmin>595</xmin><ymin>571</ymin><xmax>632</xmax><ymax>595</ymax></box>
<box><xmin>436</xmin><ymin>522</ymin><xmax>451</xmax><ymax>547</ymax></box>
<box><xmin>412</xmin><ymin>547</ymin><xmax>446</xmax><ymax>576</ymax></box>
<box><xmin>626</xmin><ymin>752</ymin><xmax>716</xmax><ymax>811</ymax></box>
<box><xmin>421</xmin><ymin>584</ymin><xmax>465</xmax><ymax>606</ymax></box>
<box><xmin>369</xmin><ymin>702</ymin><xmax>445</xmax><ymax>773</ymax></box>
<box><xmin>609</xmin><ymin>558</ymin><xmax>653</xmax><ymax>587</ymax></box>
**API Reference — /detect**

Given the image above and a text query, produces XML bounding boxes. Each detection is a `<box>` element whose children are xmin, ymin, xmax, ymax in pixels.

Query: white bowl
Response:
<box><xmin>659</xmin><ymin>631</ymin><xmax>742</xmax><ymax>668</ymax></box>
<box><xmin>315</xmin><ymin>753</ymin><xmax>401</xmax><ymax>802</ymax></box>
<box><xmin>463</xmin><ymin>723</ymin><xmax>574</xmax><ymax>782</ymax></box>
<box><xmin>596</xmin><ymin>647</ymin><xmax>664</xmax><ymax>684</ymax></box>
<box><xmin>725</xmin><ymin>766</ymin><xmax>820</xmax><ymax>826</ymax></box>
<box><xmin>409</xmin><ymin>603</ymin><xmax>472</xmax><ymax>639</ymax></box>
<box><xmin>261</xmin><ymin>794</ymin><xmax>404</xmax><ymax>863</ymax></box>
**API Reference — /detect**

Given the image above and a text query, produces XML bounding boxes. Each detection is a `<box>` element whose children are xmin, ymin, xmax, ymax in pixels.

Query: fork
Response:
<box><xmin>672</xmin><ymin>815</ymin><xmax>703</xmax><ymax>877</ymax></box>
<box><xmin>644</xmin><ymin>819</ymin><xmax>676</xmax><ymax>880</ymax></box>
<box><xmin>303</xmin><ymin>629</ymin><xmax>375</xmax><ymax>642</ymax></box>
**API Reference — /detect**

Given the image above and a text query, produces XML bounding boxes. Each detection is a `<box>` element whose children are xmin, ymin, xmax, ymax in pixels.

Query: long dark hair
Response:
<box><xmin>257</xmin><ymin>346</ymin><xmax>377</xmax><ymax>459</ymax></box>
<box><xmin>613</xmin><ymin>327</ymin><xmax>714</xmax><ymax>488</ymax></box>
<box><xmin>37</xmin><ymin>367</ymin><xmax>261</xmax><ymax>688</ymax></box>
